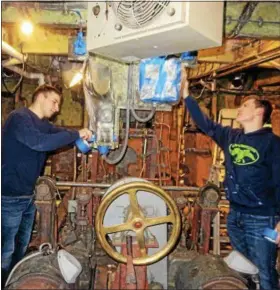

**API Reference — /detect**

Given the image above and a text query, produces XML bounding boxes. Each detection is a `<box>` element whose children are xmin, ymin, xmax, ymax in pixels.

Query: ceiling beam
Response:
<box><xmin>254</xmin><ymin>75</ymin><xmax>280</xmax><ymax>89</ymax></box>
<box><xmin>188</xmin><ymin>40</ymin><xmax>280</xmax><ymax>81</ymax></box>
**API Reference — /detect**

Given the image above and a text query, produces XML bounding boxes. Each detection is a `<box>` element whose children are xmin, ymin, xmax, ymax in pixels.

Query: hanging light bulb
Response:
<box><xmin>20</xmin><ymin>20</ymin><xmax>34</xmax><ymax>36</ymax></box>
<box><xmin>69</xmin><ymin>59</ymin><xmax>87</xmax><ymax>88</ymax></box>
<box><xmin>69</xmin><ymin>71</ymin><xmax>83</xmax><ymax>88</ymax></box>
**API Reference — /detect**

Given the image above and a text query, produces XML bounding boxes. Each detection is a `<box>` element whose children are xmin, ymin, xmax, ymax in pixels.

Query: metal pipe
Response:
<box><xmin>139</xmin><ymin>130</ymin><xmax>148</xmax><ymax>178</ymax></box>
<box><xmin>2</xmin><ymin>41</ymin><xmax>28</xmax><ymax>63</ymax></box>
<box><xmin>4</xmin><ymin>65</ymin><xmax>45</xmax><ymax>85</ymax></box>
<box><xmin>55</xmin><ymin>181</ymin><xmax>200</xmax><ymax>192</ymax></box>
<box><xmin>128</xmin><ymin>134</ymin><xmax>155</xmax><ymax>138</ymax></box>
<box><xmin>2</xmin><ymin>57</ymin><xmax>24</xmax><ymax>67</ymax></box>
<box><xmin>189</xmin><ymin>87</ymin><xmax>280</xmax><ymax>96</ymax></box>
<box><xmin>184</xmin><ymin>148</ymin><xmax>211</xmax><ymax>154</ymax></box>
<box><xmin>218</xmin><ymin>88</ymin><xmax>280</xmax><ymax>96</ymax></box>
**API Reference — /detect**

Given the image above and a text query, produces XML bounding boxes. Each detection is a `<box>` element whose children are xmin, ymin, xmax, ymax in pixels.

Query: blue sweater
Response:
<box><xmin>185</xmin><ymin>96</ymin><xmax>280</xmax><ymax>215</ymax></box>
<box><xmin>2</xmin><ymin>107</ymin><xmax>80</xmax><ymax>197</ymax></box>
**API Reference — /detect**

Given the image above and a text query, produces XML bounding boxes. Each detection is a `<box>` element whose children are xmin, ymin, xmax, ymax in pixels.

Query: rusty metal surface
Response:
<box><xmin>169</xmin><ymin>248</ymin><xmax>200</xmax><ymax>289</ymax></box>
<box><xmin>31</xmin><ymin>177</ymin><xmax>58</xmax><ymax>248</ymax></box>
<box><xmin>203</xmin><ymin>276</ymin><xmax>248</xmax><ymax>289</ymax></box>
<box><xmin>35</xmin><ymin>176</ymin><xmax>57</xmax><ymax>201</ymax></box>
<box><xmin>8</xmin><ymin>273</ymin><xmax>69</xmax><ymax>290</ymax></box>
<box><xmin>198</xmin><ymin>183</ymin><xmax>221</xmax><ymax>208</ymax></box>
<box><xmin>173</xmin><ymin>254</ymin><xmax>247</xmax><ymax>290</ymax></box>
<box><xmin>33</xmin><ymin>201</ymin><xmax>56</xmax><ymax>247</ymax></box>
<box><xmin>6</xmin><ymin>253</ymin><xmax>69</xmax><ymax>290</ymax></box>
<box><xmin>112</xmin><ymin>239</ymin><xmax>148</xmax><ymax>290</ymax></box>
<box><xmin>190</xmin><ymin>203</ymin><xmax>220</xmax><ymax>254</ymax></box>
<box><xmin>92</xmin><ymin>240</ymin><xmax>118</xmax><ymax>290</ymax></box>
<box><xmin>51</xmin><ymin>146</ymin><xmax>75</xmax><ymax>181</ymax></box>
<box><xmin>75</xmin><ymin>191</ymin><xmax>92</xmax><ymax>228</ymax></box>
<box><xmin>109</xmin><ymin>146</ymin><xmax>137</xmax><ymax>176</ymax></box>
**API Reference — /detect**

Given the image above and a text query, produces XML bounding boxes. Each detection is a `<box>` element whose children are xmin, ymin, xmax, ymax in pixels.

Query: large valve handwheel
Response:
<box><xmin>95</xmin><ymin>180</ymin><xmax>181</xmax><ymax>265</ymax></box>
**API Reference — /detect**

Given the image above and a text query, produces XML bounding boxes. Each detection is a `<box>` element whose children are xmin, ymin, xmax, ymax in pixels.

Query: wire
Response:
<box><xmin>1</xmin><ymin>45</ymin><xmax>25</xmax><ymax>95</ymax></box>
<box><xmin>130</xmin><ymin>103</ymin><xmax>156</xmax><ymax>122</ymax></box>
<box><xmin>5</xmin><ymin>243</ymin><xmax>53</xmax><ymax>287</ymax></box>
<box><xmin>70</xmin><ymin>9</ymin><xmax>83</xmax><ymax>21</ymax></box>
<box><xmin>194</xmin><ymin>86</ymin><xmax>206</xmax><ymax>100</ymax></box>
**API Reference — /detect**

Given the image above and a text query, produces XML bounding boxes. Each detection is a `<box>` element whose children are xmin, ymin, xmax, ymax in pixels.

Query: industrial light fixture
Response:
<box><xmin>69</xmin><ymin>71</ymin><xmax>83</xmax><ymax>88</ymax></box>
<box><xmin>69</xmin><ymin>59</ymin><xmax>87</xmax><ymax>88</ymax></box>
<box><xmin>232</xmin><ymin>73</ymin><xmax>246</xmax><ymax>88</ymax></box>
<box><xmin>20</xmin><ymin>20</ymin><xmax>34</xmax><ymax>36</ymax></box>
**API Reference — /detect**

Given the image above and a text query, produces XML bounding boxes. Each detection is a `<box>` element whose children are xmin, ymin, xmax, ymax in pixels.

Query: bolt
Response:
<box><xmin>133</xmin><ymin>221</ymin><xmax>143</xmax><ymax>229</ymax></box>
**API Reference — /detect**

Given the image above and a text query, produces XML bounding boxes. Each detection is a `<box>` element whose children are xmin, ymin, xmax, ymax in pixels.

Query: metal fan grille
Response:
<box><xmin>112</xmin><ymin>1</ymin><xmax>170</xmax><ymax>29</ymax></box>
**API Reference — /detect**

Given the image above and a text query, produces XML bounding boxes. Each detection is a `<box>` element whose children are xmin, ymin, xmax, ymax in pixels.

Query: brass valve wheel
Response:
<box><xmin>95</xmin><ymin>179</ymin><xmax>181</xmax><ymax>265</ymax></box>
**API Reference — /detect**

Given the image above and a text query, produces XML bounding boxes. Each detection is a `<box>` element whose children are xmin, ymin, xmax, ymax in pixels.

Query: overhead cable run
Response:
<box><xmin>228</xmin><ymin>1</ymin><xmax>259</xmax><ymax>38</ymax></box>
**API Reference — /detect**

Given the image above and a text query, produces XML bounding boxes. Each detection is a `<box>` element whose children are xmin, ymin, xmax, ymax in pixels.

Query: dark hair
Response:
<box><xmin>257</xmin><ymin>99</ymin><xmax>273</xmax><ymax>125</ymax></box>
<box><xmin>32</xmin><ymin>84</ymin><xmax>62</xmax><ymax>103</ymax></box>
<box><xmin>242</xmin><ymin>96</ymin><xmax>273</xmax><ymax>125</ymax></box>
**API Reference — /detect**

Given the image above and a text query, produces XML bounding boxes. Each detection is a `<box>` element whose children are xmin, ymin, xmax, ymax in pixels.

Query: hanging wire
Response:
<box><xmin>193</xmin><ymin>85</ymin><xmax>206</xmax><ymax>100</ymax></box>
<box><xmin>1</xmin><ymin>45</ymin><xmax>25</xmax><ymax>95</ymax></box>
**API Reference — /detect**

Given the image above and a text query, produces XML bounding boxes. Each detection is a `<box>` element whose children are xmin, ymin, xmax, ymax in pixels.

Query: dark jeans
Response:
<box><xmin>227</xmin><ymin>208</ymin><xmax>280</xmax><ymax>290</ymax></box>
<box><xmin>1</xmin><ymin>196</ymin><xmax>36</xmax><ymax>281</ymax></box>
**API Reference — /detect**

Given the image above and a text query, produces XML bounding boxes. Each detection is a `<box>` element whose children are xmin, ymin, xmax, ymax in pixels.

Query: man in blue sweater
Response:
<box><xmin>183</xmin><ymin>82</ymin><xmax>280</xmax><ymax>290</ymax></box>
<box><xmin>1</xmin><ymin>84</ymin><xmax>92</xmax><ymax>286</ymax></box>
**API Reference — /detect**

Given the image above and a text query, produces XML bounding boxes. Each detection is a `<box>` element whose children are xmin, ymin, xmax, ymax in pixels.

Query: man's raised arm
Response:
<box><xmin>183</xmin><ymin>80</ymin><xmax>233</xmax><ymax>149</ymax></box>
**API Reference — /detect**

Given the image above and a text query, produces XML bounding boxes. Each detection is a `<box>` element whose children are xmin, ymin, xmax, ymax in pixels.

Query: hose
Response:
<box><xmin>130</xmin><ymin>101</ymin><xmax>156</xmax><ymax>123</ymax></box>
<box><xmin>1</xmin><ymin>47</ymin><xmax>25</xmax><ymax>95</ymax></box>
<box><xmin>5</xmin><ymin>243</ymin><xmax>53</xmax><ymax>287</ymax></box>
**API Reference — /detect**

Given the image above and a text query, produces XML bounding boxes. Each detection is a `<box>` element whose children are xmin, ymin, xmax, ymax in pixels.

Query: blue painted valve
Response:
<box><xmin>75</xmin><ymin>135</ymin><xmax>110</xmax><ymax>156</ymax></box>
<box><xmin>75</xmin><ymin>135</ymin><xmax>95</xmax><ymax>154</ymax></box>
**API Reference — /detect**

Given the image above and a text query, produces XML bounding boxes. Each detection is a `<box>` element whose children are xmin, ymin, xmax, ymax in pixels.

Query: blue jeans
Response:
<box><xmin>227</xmin><ymin>208</ymin><xmax>280</xmax><ymax>290</ymax></box>
<box><xmin>1</xmin><ymin>196</ymin><xmax>36</xmax><ymax>275</ymax></box>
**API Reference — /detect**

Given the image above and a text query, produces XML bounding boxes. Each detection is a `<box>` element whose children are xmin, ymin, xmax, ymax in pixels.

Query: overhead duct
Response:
<box><xmin>87</xmin><ymin>1</ymin><xmax>224</xmax><ymax>61</ymax></box>
<box><xmin>2</xmin><ymin>41</ymin><xmax>44</xmax><ymax>85</ymax></box>
<box><xmin>2</xmin><ymin>41</ymin><xmax>28</xmax><ymax>63</ymax></box>
<box><xmin>4</xmin><ymin>65</ymin><xmax>45</xmax><ymax>86</ymax></box>
<box><xmin>2</xmin><ymin>58</ymin><xmax>25</xmax><ymax>67</ymax></box>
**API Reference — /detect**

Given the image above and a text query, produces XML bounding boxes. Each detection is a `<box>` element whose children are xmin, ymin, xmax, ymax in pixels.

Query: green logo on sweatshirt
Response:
<box><xmin>229</xmin><ymin>144</ymin><xmax>259</xmax><ymax>165</ymax></box>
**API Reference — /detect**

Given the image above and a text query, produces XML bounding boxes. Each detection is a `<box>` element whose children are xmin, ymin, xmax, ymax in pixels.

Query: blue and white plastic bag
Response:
<box><xmin>139</xmin><ymin>56</ymin><xmax>181</xmax><ymax>104</ymax></box>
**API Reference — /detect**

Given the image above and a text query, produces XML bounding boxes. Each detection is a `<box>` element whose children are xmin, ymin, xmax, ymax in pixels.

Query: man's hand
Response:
<box><xmin>183</xmin><ymin>80</ymin><xmax>190</xmax><ymax>99</ymax></box>
<box><xmin>79</xmin><ymin>128</ymin><xmax>92</xmax><ymax>140</ymax></box>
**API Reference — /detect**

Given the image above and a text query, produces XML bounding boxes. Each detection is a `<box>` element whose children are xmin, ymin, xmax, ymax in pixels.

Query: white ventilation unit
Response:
<box><xmin>87</xmin><ymin>1</ymin><xmax>224</xmax><ymax>61</ymax></box>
